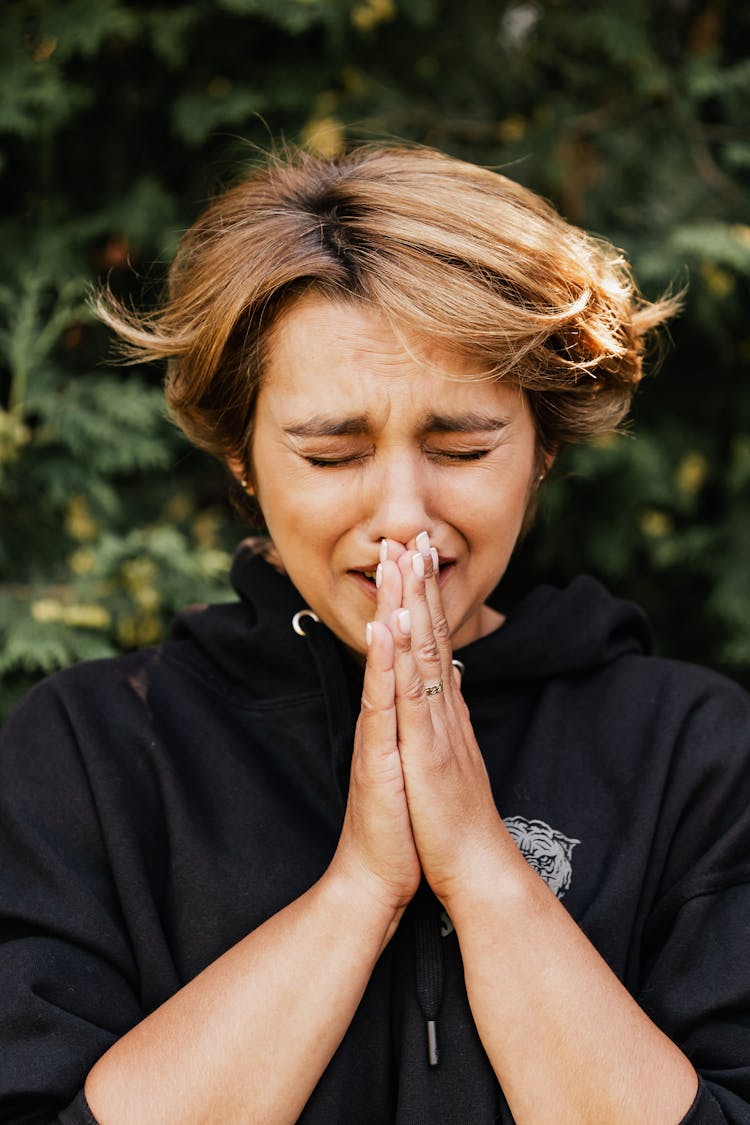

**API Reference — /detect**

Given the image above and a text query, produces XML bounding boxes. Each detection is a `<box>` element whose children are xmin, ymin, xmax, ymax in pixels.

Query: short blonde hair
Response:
<box><xmin>97</xmin><ymin>143</ymin><xmax>678</xmax><ymax>470</ymax></box>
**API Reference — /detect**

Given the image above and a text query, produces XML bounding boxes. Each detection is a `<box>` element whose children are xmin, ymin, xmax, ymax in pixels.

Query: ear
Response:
<box><xmin>226</xmin><ymin>456</ymin><xmax>254</xmax><ymax>494</ymax></box>
<box><xmin>537</xmin><ymin>447</ymin><xmax>557</xmax><ymax>483</ymax></box>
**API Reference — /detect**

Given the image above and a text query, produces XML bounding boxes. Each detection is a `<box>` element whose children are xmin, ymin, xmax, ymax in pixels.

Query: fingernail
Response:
<box><xmin>412</xmin><ymin>551</ymin><xmax>425</xmax><ymax>579</ymax></box>
<box><xmin>416</xmin><ymin>530</ymin><xmax>431</xmax><ymax>558</ymax></box>
<box><xmin>398</xmin><ymin>609</ymin><xmax>411</xmax><ymax>635</ymax></box>
<box><xmin>379</xmin><ymin>538</ymin><xmax>388</xmax><ymax>564</ymax></box>
<box><xmin>375</xmin><ymin>562</ymin><xmax>383</xmax><ymax>588</ymax></box>
<box><xmin>430</xmin><ymin>547</ymin><xmax>439</xmax><ymax>573</ymax></box>
<box><xmin>366</xmin><ymin>622</ymin><xmax>374</xmax><ymax>646</ymax></box>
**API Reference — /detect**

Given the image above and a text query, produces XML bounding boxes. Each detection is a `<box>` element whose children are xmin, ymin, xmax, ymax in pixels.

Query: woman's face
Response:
<box><xmin>247</xmin><ymin>294</ymin><xmax>540</xmax><ymax>655</ymax></box>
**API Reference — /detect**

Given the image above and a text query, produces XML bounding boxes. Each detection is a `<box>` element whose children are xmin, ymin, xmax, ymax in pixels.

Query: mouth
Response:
<box><xmin>348</xmin><ymin>560</ymin><xmax>455</xmax><ymax>598</ymax></box>
<box><xmin>348</xmin><ymin>569</ymin><xmax>378</xmax><ymax>599</ymax></box>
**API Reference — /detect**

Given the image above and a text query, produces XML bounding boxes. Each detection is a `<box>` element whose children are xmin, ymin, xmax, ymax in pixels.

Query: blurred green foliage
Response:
<box><xmin>1</xmin><ymin>0</ymin><xmax>749</xmax><ymax>720</ymax></box>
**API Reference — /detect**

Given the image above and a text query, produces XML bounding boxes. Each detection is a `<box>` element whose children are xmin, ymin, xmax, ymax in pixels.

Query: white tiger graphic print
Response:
<box><xmin>503</xmin><ymin>815</ymin><xmax>580</xmax><ymax>899</ymax></box>
<box><xmin>440</xmin><ymin>815</ymin><xmax>580</xmax><ymax>937</ymax></box>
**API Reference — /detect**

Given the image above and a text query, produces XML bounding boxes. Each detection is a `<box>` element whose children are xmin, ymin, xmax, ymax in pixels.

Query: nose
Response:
<box><xmin>365</xmin><ymin>450</ymin><xmax>436</xmax><ymax>548</ymax></box>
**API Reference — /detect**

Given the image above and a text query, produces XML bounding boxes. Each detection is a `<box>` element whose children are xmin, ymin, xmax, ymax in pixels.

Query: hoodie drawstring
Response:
<box><xmin>413</xmin><ymin>881</ymin><xmax>445</xmax><ymax>1066</ymax></box>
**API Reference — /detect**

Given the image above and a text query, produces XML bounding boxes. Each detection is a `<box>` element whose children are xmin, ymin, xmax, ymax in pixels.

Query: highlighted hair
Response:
<box><xmin>96</xmin><ymin>144</ymin><xmax>679</xmax><ymax>467</ymax></box>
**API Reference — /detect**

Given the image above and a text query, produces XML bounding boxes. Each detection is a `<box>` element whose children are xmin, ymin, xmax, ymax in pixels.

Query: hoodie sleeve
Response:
<box><xmin>642</xmin><ymin>880</ymin><xmax>750</xmax><ymax>1124</ymax></box>
<box><xmin>680</xmin><ymin>1083</ymin><xmax>743</xmax><ymax>1123</ymax></box>
<box><xmin>0</xmin><ymin>679</ymin><xmax>143</xmax><ymax>1124</ymax></box>
<box><xmin>636</xmin><ymin>673</ymin><xmax>750</xmax><ymax>1123</ymax></box>
<box><xmin>57</xmin><ymin>1091</ymin><xmax>100</xmax><ymax>1124</ymax></box>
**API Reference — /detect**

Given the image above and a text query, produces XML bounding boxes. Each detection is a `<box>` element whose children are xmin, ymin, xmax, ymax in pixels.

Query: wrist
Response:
<box><xmin>320</xmin><ymin>857</ymin><xmax>410</xmax><ymax>954</ymax></box>
<box><xmin>437</xmin><ymin>831</ymin><xmax>538</xmax><ymax>931</ymax></box>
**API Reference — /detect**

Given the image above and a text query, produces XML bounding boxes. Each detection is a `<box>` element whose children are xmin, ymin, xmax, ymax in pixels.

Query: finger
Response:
<box><xmin>398</xmin><ymin>552</ymin><xmax>449</xmax><ymax>702</ymax></box>
<box><xmin>358</xmin><ymin>619</ymin><xmax>397</xmax><ymax>751</ymax></box>
<box><xmin>388</xmin><ymin>607</ymin><xmax>439</xmax><ymax>749</ymax></box>
<box><xmin>415</xmin><ymin>531</ymin><xmax>453</xmax><ymax>674</ymax></box>
<box><xmin>374</xmin><ymin>556</ymin><xmax>403</xmax><ymax>626</ymax></box>
<box><xmin>379</xmin><ymin>536</ymin><xmax>408</xmax><ymax>565</ymax></box>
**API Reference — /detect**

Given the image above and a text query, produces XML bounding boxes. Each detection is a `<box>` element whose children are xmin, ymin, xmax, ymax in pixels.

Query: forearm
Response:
<box><xmin>447</xmin><ymin>854</ymin><xmax>698</xmax><ymax>1125</ymax></box>
<box><xmin>85</xmin><ymin>869</ymin><xmax>401</xmax><ymax>1125</ymax></box>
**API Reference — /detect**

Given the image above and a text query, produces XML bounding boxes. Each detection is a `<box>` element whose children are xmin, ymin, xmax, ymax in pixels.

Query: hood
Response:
<box><xmin>170</xmin><ymin>541</ymin><xmax>318</xmax><ymax>701</ymax></box>
<box><xmin>171</xmin><ymin>539</ymin><xmax>651</xmax><ymax>699</ymax></box>
<box><xmin>457</xmin><ymin>572</ymin><xmax>651</xmax><ymax>691</ymax></box>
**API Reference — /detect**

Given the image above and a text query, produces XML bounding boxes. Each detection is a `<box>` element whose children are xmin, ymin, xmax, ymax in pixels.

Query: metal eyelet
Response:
<box><xmin>292</xmin><ymin>609</ymin><xmax>320</xmax><ymax>636</ymax></box>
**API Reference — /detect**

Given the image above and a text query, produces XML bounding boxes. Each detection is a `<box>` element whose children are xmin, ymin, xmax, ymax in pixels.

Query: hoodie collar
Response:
<box><xmin>173</xmin><ymin>540</ymin><xmax>651</xmax><ymax>700</ymax></box>
<box><xmin>455</xmin><ymin>575</ymin><xmax>651</xmax><ymax>691</ymax></box>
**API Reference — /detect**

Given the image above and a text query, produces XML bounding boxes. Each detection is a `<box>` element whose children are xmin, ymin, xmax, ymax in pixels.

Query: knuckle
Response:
<box><xmin>403</xmin><ymin>673</ymin><xmax>426</xmax><ymax>704</ymax></box>
<box><xmin>415</xmin><ymin>635</ymin><xmax>441</xmax><ymax>665</ymax></box>
<box><xmin>360</xmin><ymin>690</ymin><xmax>377</xmax><ymax>714</ymax></box>
<box><xmin>349</xmin><ymin>754</ymin><xmax>368</xmax><ymax>789</ymax></box>
<box><xmin>432</xmin><ymin>614</ymin><xmax>451</xmax><ymax>644</ymax></box>
<box><xmin>430</xmin><ymin>745</ymin><xmax>453</xmax><ymax>777</ymax></box>
<box><xmin>415</xmin><ymin>735</ymin><xmax>452</xmax><ymax>777</ymax></box>
<box><xmin>359</xmin><ymin>689</ymin><xmax>388</xmax><ymax>718</ymax></box>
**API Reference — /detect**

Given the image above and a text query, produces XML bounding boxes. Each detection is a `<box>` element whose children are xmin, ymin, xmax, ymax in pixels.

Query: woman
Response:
<box><xmin>2</xmin><ymin>145</ymin><xmax>749</xmax><ymax>1124</ymax></box>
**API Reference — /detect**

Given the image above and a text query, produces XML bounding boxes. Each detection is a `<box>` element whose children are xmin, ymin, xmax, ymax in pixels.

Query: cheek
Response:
<box><xmin>258</xmin><ymin>473</ymin><xmax>355</xmax><ymax>548</ymax></box>
<box><xmin>451</xmin><ymin>470</ymin><xmax>533</xmax><ymax>541</ymax></box>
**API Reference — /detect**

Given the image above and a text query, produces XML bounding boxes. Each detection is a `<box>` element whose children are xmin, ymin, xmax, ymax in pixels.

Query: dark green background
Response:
<box><xmin>2</xmin><ymin>0</ymin><xmax>749</xmax><ymax>721</ymax></box>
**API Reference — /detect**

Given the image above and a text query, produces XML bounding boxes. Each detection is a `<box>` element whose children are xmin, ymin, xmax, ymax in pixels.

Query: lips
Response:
<box><xmin>347</xmin><ymin>559</ymin><xmax>455</xmax><ymax>596</ymax></box>
<box><xmin>348</xmin><ymin>569</ymin><xmax>379</xmax><ymax>599</ymax></box>
<box><xmin>433</xmin><ymin>559</ymin><xmax>455</xmax><ymax>585</ymax></box>
<box><xmin>349</xmin><ymin>566</ymin><xmax>379</xmax><ymax>582</ymax></box>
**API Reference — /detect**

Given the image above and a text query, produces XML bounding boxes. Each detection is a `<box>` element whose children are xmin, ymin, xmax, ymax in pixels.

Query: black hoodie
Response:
<box><xmin>1</xmin><ymin>544</ymin><xmax>750</xmax><ymax>1123</ymax></box>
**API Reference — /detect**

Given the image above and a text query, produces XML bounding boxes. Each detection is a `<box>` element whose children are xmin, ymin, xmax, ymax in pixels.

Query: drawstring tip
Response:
<box><xmin>426</xmin><ymin>1019</ymin><xmax>439</xmax><ymax>1067</ymax></box>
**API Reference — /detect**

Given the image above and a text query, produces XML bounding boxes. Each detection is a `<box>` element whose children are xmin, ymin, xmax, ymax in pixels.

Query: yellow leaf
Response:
<box><xmin>640</xmin><ymin>509</ymin><xmax>674</xmax><ymax>538</ymax></box>
<box><xmin>351</xmin><ymin>0</ymin><xmax>396</xmax><ymax>31</ymax></box>
<box><xmin>65</xmin><ymin>496</ymin><xmax>99</xmax><ymax>541</ymax></box>
<box><xmin>31</xmin><ymin>599</ymin><xmax>64</xmax><ymax>624</ymax></box>
<box><xmin>676</xmin><ymin>452</ymin><xmax>708</xmax><ymax>495</ymax></box>
<box><xmin>700</xmin><ymin>262</ymin><xmax>734</xmax><ymax>299</ymax></box>
<box><xmin>497</xmin><ymin>116</ymin><xmax>526</xmax><ymax>143</ymax></box>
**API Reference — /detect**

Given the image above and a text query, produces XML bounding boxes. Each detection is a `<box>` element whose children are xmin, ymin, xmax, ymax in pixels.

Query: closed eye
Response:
<box><xmin>301</xmin><ymin>444</ymin><xmax>496</xmax><ymax>468</ymax></box>
<box><xmin>427</xmin><ymin>448</ymin><xmax>493</xmax><ymax>462</ymax></box>
<box><xmin>303</xmin><ymin>454</ymin><xmax>368</xmax><ymax>468</ymax></box>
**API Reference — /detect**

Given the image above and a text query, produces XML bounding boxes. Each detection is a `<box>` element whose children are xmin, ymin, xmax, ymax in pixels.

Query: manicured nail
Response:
<box><xmin>416</xmin><ymin>531</ymin><xmax>431</xmax><ymax>558</ymax></box>
<box><xmin>379</xmin><ymin>538</ymin><xmax>388</xmax><ymax>564</ymax></box>
<box><xmin>412</xmin><ymin>551</ymin><xmax>425</xmax><ymax>579</ymax></box>
<box><xmin>398</xmin><ymin>609</ymin><xmax>411</xmax><ymax>635</ymax></box>
<box><xmin>430</xmin><ymin>547</ymin><xmax>439</xmax><ymax>573</ymax></box>
<box><xmin>366</xmin><ymin>622</ymin><xmax>374</xmax><ymax>646</ymax></box>
<box><xmin>375</xmin><ymin>563</ymin><xmax>383</xmax><ymax>588</ymax></box>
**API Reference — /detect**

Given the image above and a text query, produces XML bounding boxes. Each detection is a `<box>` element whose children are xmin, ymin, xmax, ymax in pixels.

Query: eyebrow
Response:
<box><xmin>284</xmin><ymin>411</ymin><xmax>511</xmax><ymax>437</ymax></box>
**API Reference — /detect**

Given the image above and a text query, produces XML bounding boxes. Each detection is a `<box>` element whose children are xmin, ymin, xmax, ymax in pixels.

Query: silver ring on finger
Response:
<box><xmin>424</xmin><ymin>679</ymin><xmax>444</xmax><ymax>697</ymax></box>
